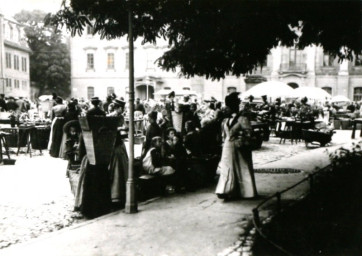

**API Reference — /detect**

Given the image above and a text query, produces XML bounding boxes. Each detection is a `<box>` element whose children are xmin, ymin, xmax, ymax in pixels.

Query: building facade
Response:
<box><xmin>70</xmin><ymin>27</ymin><xmax>362</xmax><ymax>102</ymax></box>
<box><xmin>248</xmin><ymin>45</ymin><xmax>362</xmax><ymax>101</ymax></box>
<box><xmin>0</xmin><ymin>14</ymin><xmax>31</xmax><ymax>98</ymax></box>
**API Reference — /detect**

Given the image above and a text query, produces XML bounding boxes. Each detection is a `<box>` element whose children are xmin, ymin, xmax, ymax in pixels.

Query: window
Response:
<box><xmin>87</xmin><ymin>87</ymin><xmax>95</xmax><ymax>100</ymax></box>
<box><xmin>227</xmin><ymin>87</ymin><xmax>237</xmax><ymax>94</ymax></box>
<box><xmin>14</xmin><ymin>80</ymin><xmax>20</xmax><ymax>89</ymax></box>
<box><xmin>355</xmin><ymin>55</ymin><xmax>362</xmax><ymax>66</ymax></box>
<box><xmin>354</xmin><ymin>87</ymin><xmax>362</xmax><ymax>101</ymax></box>
<box><xmin>87</xmin><ymin>25</ymin><xmax>94</xmax><ymax>35</ymax></box>
<box><xmin>87</xmin><ymin>53</ymin><xmax>94</xmax><ymax>70</ymax></box>
<box><xmin>6</xmin><ymin>78</ymin><xmax>12</xmax><ymax>88</ymax></box>
<box><xmin>10</xmin><ymin>25</ymin><xmax>13</xmax><ymax>40</ymax></box>
<box><xmin>322</xmin><ymin>87</ymin><xmax>332</xmax><ymax>95</ymax></box>
<box><xmin>323</xmin><ymin>54</ymin><xmax>334</xmax><ymax>67</ymax></box>
<box><xmin>13</xmin><ymin>55</ymin><xmax>19</xmax><ymax>70</ymax></box>
<box><xmin>289</xmin><ymin>48</ymin><xmax>303</xmax><ymax>65</ymax></box>
<box><xmin>107</xmin><ymin>53</ymin><xmax>115</xmax><ymax>69</ymax></box>
<box><xmin>22</xmin><ymin>81</ymin><xmax>27</xmax><ymax>90</ymax></box>
<box><xmin>146</xmin><ymin>53</ymin><xmax>155</xmax><ymax>70</ymax></box>
<box><xmin>107</xmin><ymin>87</ymin><xmax>114</xmax><ymax>95</ymax></box>
<box><xmin>5</xmin><ymin>53</ymin><xmax>11</xmax><ymax>68</ymax></box>
<box><xmin>125</xmin><ymin>52</ymin><xmax>129</xmax><ymax>69</ymax></box>
<box><xmin>21</xmin><ymin>57</ymin><xmax>27</xmax><ymax>72</ymax></box>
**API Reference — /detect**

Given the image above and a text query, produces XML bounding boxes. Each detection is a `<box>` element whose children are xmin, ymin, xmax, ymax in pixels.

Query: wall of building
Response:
<box><xmin>70</xmin><ymin>31</ymin><xmax>362</xmax><ymax>102</ymax></box>
<box><xmin>0</xmin><ymin>15</ymin><xmax>31</xmax><ymax>98</ymax></box>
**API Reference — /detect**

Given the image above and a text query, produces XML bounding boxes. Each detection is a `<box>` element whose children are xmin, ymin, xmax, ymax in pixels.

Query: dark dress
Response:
<box><xmin>49</xmin><ymin>117</ymin><xmax>66</xmax><ymax>158</ymax></box>
<box><xmin>108</xmin><ymin>115</ymin><xmax>129</xmax><ymax>206</ymax></box>
<box><xmin>74</xmin><ymin>156</ymin><xmax>111</xmax><ymax>219</ymax></box>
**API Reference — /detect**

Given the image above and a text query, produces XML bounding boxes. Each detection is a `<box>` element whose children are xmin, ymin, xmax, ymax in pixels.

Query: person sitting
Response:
<box><xmin>87</xmin><ymin>97</ymin><xmax>106</xmax><ymax>116</ymax></box>
<box><xmin>142</xmin><ymin>136</ymin><xmax>175</xmax><ymax>176</ymax></box>
<box><xmin>142</xmin><ymin>111</ymin><xmax>162</xmax><ymax>158</ymax></box>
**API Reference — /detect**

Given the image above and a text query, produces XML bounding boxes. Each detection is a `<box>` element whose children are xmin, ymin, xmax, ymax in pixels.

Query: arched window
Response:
<box><xmin>322</xmin><ymin>87</ymin><xmax>332</xmax><ymax>95</ymax></box>
<box><xmin>354</xmin><ymin>87</ymin><xmax>362</xmax><ymax>101</ymax></box>
<box><xmin>87</xmin><ymin>86</ymin><xmax>95</xmax><ymax>100</ymax></box>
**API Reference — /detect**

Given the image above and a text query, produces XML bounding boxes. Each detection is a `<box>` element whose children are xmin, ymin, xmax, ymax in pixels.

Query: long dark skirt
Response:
<box><xmin>108</xmin><ymin>141</ymin><xmax>129</xmax><ymax>206</ymax></box>
<box><xmin>74</xmin><ymin>156</ymin><xmax>111</xmax><ymax>219</ymax></box>
<box><xmin>49</xmin><ymin>118</ymin><xmax>66</xmax><ymax>158</ymax></box>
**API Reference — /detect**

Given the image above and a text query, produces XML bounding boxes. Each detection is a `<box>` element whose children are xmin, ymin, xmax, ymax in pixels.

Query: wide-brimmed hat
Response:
<box><xmin>113</xmin><ymin>99</ymin><xmax>125</xmax><ymax>108</ymax></box>
<box><xmin>168</xmin><ymin>91</ymin><xmax>175</xmax><ymax>98</ymax></box>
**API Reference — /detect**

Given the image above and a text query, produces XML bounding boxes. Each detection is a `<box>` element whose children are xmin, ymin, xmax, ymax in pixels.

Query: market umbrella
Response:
<box><xmin>292</xmin><ymin>87</ymin><xmax>332</xmax><ymax>101</ymax></box>
<box><xmin>331</xmin><ymin>95</ymin><xmax>351</xmax><ymax>103</ymax></box>
<box><xmin>38</xmin><ymin>95</ymin><xmax>53</xmax><ymax>101</ymax></box>
<box><xmin>242</xmin><ymin>81</ymin><xmax>295</xmax><ymax>101</ymax></box>
<box><xmin>154</xmin><ymin>89</ymin><xmax>172</xmax><ymax>96</ymax></box>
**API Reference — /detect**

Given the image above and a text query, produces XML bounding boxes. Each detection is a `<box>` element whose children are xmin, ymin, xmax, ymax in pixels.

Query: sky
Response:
<box><xmin>1</xmin><ymin>0</ymin><xmax>64</xmax><ymax>17</ymax></box>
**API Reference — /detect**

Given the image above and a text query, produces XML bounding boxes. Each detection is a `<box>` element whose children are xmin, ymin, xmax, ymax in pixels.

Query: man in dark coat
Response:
<box><xmin>184</xmin><ymin>121</ymin><xmax>202</xmax><ymax>157</ymax></box>
<box><xmin>142</xmin><ymin>111</ymin><xmax>162</xmax><ymax>158</ymax></box>
<box><xmin>87</xmin><ymin>97</ymin><xmax>106</xmax><ymax>116</ymax></box>
<box><xmin>135</xmin><ymin>98</ymin><xmax>146</xmax><ymax>115</ymax></box>
<box><xmin>0</xmin><ymin>94</ymin><xmax>7</xmax><ymax>112</ymax></box>
<box><xmin>165</xmin><ymin>91</ymin><xmax>175</xmax><ymax>125</ymax></box>
<box><xmin>103</xmin><ymin>95</ymin><xmax>113</xmax><ymax>113</ymax></box>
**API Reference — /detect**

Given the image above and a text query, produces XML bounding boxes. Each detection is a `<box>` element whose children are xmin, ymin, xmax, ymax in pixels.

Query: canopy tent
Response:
<box><xmin>291</xmin><ymin>87</ymin><xmax>332</xmax><ymax>102</ymax></box>
<box><xmin>154</xmin><ymin>89</ymin><xmax>172</xmax><ymax>96</ymax></box>
<box><xmin>331</xmin><ymin>95</ymin><xmax>351</xmax><ymax>103</ymax></box>
<box><xmin>242</xmin><ymin>81</ymin><xmax>295</xmax><ymax>101</ymax></box>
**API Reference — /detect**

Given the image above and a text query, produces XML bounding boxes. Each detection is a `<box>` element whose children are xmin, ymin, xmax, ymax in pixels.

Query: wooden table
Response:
<box><xmin>0</xmin><ymin>131</ymin><xmax>11</xmax><ymax>163</ymax></box>
<box><xmin>351</xmin><ymin>118</ymin><xmax>362</xmax><ymax>139</ymax></box>
<box><xmin>0</xmin><ymin>125</ymin><xmax>34</xmax><ymax>157</ymax></box>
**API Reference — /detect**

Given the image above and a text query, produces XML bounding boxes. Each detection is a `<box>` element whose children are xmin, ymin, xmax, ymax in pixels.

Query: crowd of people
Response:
<box><xmin>1</xmin><ymin>90</ymin><xmax>361</xmax><ymax>219</ymax></box>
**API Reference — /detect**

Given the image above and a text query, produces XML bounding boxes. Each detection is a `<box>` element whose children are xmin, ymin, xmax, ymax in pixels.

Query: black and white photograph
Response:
<box><xmin>0</xmin><ymin>0</ymin><xmax>361</xmax><ymax>255</ymax></box>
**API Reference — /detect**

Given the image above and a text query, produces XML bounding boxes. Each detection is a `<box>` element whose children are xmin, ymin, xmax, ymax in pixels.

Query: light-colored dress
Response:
<box><xmin>215</xmin><ymin>115</ymin><xmax>257</xmax><ymax>198</ymax></box>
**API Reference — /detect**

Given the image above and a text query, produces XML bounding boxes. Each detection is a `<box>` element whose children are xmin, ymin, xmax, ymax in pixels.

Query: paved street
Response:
<box><xmin>0</xmin><ymin>131</ymin><xmax>356</xmax><ymax>252</ymax></box>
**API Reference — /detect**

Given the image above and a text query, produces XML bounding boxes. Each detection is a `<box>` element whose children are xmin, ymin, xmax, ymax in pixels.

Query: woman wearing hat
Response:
<box><xmin>107</xmin><ymin>98</ymin><xmax>129</xmax><ymax>208</ymax></box>
<box><xmin>86</xmin><ymin>97</ymin><xmax>106</xmax><ymax>116</ymax></box>
<box><xmin>215</xmin><ymin>92</ymin><xmax>258</xmax><ymax>200</ymax></box>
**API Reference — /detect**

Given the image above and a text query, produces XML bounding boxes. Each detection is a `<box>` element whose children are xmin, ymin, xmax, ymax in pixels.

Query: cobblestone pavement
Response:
<box><xmin>0</xmin><ymin>136</ymin><xmax>320</xmax><ymax>251</ymax></box>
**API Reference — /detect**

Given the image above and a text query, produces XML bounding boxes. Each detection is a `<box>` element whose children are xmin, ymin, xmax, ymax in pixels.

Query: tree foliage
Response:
<box><xmin>15</xmin><ymin>10</ymin><xmax>71</xmax><ymax>97</ymax></box>
<box><xmin>46</xmin><ymin>0</ymin><xmax>361</xmax><ymax>80</ymax></box>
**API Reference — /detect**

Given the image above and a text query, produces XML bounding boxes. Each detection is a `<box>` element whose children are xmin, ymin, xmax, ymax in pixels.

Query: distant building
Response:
<box><xmin>70</xmin><ymin>25</ymin><xmax>362</xmax><ymax>102</ymax></box>
<box><xmin>248</xmin><ymin>45</ymin><xmax>362</xmax><ymax>101</ymax></box>
<box><xmin>70</xmin><ymin>26</ymin><xmax>243</xmax><ymax>102</ymax></box>
<box><xmin>0</xmin><ymin>13</ymin><xmax>31</xmax><ymax>98</ymax></box>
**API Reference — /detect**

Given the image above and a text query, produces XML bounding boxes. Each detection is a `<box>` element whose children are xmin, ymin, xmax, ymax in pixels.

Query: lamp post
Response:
<box><xmin>125</xmin><ymin>0</ymin><xmax>137</xmax><ymax>213</ymax></box>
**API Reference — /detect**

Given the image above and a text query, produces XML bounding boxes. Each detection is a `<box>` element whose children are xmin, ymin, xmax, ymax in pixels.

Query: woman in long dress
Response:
<box><xmin>215</xmin><ymin>92</ymin><xmax>258</xmax><ymax>200</ymax></box>
<box><xmin>107</xmin><ymin>99</ymin><xmax>129</xmax><ymax>208</ymax></box>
